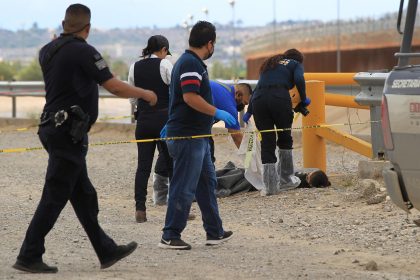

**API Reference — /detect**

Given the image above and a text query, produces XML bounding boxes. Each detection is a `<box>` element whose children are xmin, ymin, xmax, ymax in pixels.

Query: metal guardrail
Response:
<box><xmin>2</xmin><ymin>74</ymin><xmax>387</xmax><ymax>163</ymax></box>
<box><xmin>0</xmin><ymin>81</ymin><xmax>118</xmax><ymax>118</ymax></box>
<box><xmin>354</xmin><ymin>72</ymin><xmax>389</xmax><ymax>159</ymax></box>
<box><xmin>1</xmin><ymin>75</ymin><xmax>387</xmax><ymax>170</ymax></box>
<box><xmin>0</xmin><ymin>77</ymin><xmax>360</xmax><ymax>119</ymax></box>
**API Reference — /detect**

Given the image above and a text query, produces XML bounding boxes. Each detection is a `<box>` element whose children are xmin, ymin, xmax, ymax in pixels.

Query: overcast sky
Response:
<box><xmin>0</xmin><ymin>0</ymin><xmax>403</xmax><ymax>30</ymax></box>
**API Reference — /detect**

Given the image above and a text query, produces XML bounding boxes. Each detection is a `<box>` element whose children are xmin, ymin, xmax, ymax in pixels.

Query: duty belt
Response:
<box><xmin>40</xmin><ymin>110</ymin><xmax>69</xmax><ymax>127</ymax></box>
<box><xmin>40</xmin><ymin>106</ymin><xmax>91</xmax><ymax>143</ymax></box>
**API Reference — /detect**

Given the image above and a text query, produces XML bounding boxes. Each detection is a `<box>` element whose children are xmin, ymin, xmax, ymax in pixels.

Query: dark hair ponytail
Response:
<box><xmin>141</xmin><ymin>35</ymin><xmax>170</xmax><ymax>58</ymax></box>
<box><xmin>142</xmin><ymin>46</ymin><xmax>153</xmax><ymax>58</ymax></box>
<box><xmin>259</xmin><ymin>48</ymin><xmax>303</xmax><ymax>74</ymax></box>
<box><xmin>259</xmin><ymin>54</ymin><xmax>285</xmax><ymax>74</ymax></box>
<box><xmin>284</xmin><ymin>48</ymin><xmax>303</xmax><ymax>63</ymax></box>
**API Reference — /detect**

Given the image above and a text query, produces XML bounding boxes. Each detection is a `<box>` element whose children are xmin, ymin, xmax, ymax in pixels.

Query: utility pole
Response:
<box><xmin>336</xmin><ymin>0</ymin><xmax>341</xmax><ymax>72</ymax></box>
<box><xmin>228</xmin><ymin>0</ymin><xmax>236</xmax><ymax>79</ymax></box>
<box><xmin>273</xmin><ymin>0</ymin><xmax>277</xmax><ymax>51</ymax></box>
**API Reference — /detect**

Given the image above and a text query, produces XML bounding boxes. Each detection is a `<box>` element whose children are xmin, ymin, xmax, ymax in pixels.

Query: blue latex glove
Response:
<box><xmin>303</xmin><ymin>97</ymin><xmax>311</xmax><ymax>106</ymax></box>
<box><xmin>242</xmin><ymin>112</ymin><xmax>252</xmax><ymax>124</ymax></box>
<box><xmin>160</xmin><ymin>125</ymin><xmax>167</xmax><ymax>139</ymax></box>
<box><xmin>215</xmin><ymin>109</ymin><xmax>236</xmax><ymax>127</ymax></box>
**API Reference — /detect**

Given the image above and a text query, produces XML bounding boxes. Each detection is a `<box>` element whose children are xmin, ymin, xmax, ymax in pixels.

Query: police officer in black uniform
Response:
<box><xmin>12</xmin><ymin>4</ymin><xmax>157</xmax><ymax>273</ymax></box>
<box><xmin>251</xmin><ymin>48</ymin><xmax>309</xmax><ymax>195</ymax></box>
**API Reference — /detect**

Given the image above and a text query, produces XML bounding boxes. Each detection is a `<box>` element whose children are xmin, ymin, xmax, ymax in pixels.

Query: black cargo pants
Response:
<box><xmin>17</xmin><ymin>122</ymin><xmax>117</xmax><ymax>264</ymax></box>
<box><xmin>135</xmin><ymin>109</ymin><xmax>173</xmax><ymax>211</ymax></box>
<box><xmin>252</xmin><ymin>88</ymin><xmax>294</xmax><ymax>164</ymax></box>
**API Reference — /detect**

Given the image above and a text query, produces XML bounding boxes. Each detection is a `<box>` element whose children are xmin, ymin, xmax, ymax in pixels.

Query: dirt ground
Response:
<box><xmin>1</xmin><ymin>120</ymin><xmax>420</xmax><ymax>280</ymax></box>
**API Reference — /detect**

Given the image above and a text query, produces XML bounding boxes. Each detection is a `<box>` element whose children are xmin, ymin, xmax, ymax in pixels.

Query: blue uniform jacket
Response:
<box><xmin>210</xmin><ymin>81</ymin><xmax>240</xmax><ymax>130</ymax></box>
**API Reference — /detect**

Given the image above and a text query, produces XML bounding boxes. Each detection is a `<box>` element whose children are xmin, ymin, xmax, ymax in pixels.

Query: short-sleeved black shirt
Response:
<box><xmin>39</xmin><ymin>34</ymin><xmax>113</xmax><ymax>124</ymax></box>
<box><xmin>166</xmin><ymin>50</ymin><xmax>213</xmax><ymax>137</ymax></box>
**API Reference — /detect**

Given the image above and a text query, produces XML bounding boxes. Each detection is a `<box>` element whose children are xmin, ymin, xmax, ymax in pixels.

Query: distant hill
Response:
<box><xmin>0</xmin><ymin>21</ymin><xmax>315</xmax><ymax>66</ymax></box>
<box><xmin>0</xmin><ymin>24</ymin><xmax>266</xmax><ymax>65</ymax></box>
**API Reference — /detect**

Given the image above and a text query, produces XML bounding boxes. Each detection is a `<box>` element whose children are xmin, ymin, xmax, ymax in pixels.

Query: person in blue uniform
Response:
<box><xmin>158</xmin><ymin>21</ymin><xmax>234</xmax><ymax>250</ymax></box>
<box><xmin>251</xmin><ymin>48</ymin><xmax>310</xmax><ymax>195</ymax></box>
<box><xmin>12</xmin><ymin>4</ymin><xmax>157</xmax><ymax>273</ymax></box>
<box><xmin>210</xmin><ymin>80</ymin><xmax>252</xmax><ymax>162</ymax></box>
<box><xmin>128</xmin><ymin>35</ymin><xmax>174</xmax><ymax>223</ymax></box>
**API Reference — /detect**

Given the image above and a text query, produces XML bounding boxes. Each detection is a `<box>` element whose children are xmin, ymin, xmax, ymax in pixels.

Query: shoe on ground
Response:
<box><xmin>100</xmin><ymin>241</ymin><xmax>138</xmax><ymax>269</ymax></box>
<box><xmin>158</xmin><ymin>238</ymin><xmax>192</xmax><ymax>250</ymax></box>
<box><xmin>205</xmin><ymin>230</ymin><xmax>233</xmax><ymax>246</ymax></box>
<box><xmin>12</xmin><ymin>260</ymin><xmax>58</xmax><ymax>273</ymax></box>
<box><xmin>135</xmin><ymin>210</ymin><xmax>147</xmax><ymax>223</ymax></box>
<box><xmin>187</xmin><ymin>213</ymin><xmax>196</xmax><ymax>220</ymax></box>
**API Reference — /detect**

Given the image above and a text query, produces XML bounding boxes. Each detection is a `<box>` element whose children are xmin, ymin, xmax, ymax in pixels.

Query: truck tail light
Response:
<box><xmin>381</xmin><ymin>95</ymin><xmax>394</xmax><ymax>150</ymax></box>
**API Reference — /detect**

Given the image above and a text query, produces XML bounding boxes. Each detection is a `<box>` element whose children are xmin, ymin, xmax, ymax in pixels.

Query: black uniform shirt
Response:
<box><xmin>39</xmin><ymin>34</ymin><xmax>113</xmax><ymax>124</ymax></box>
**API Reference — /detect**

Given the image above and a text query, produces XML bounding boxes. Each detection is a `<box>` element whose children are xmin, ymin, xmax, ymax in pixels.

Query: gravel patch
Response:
<box><xmin>1</xmin><ymin>121</ymin><xmax>420</xmax><ymax>280</ymax></box>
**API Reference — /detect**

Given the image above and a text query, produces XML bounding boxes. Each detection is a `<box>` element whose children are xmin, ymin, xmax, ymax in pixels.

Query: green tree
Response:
<box><xmin>10</xmin><ymin>61</ymin><xmax>23</xmax><ymax>74</ymax></box>
<box><xmin>17</xmin><ymin>59</ymin><xmax>43</xmax><ymax>81</ymax></box>
<box><xmin>210</xmin><ymin>60</ymin><xmax>247</xmax><ymax>80</ymax></box>
<box><xmin>102</xmin><ymin>53</ymin><xmax>112</xmax><ymax>64</ymax></box>
<box><xmin>210</xmin><ymin>60</ymin><xmax>232</xmax><ymax>80</ymax></box>
<box><xmin>0</xmin><ymin>61</ymin><xmax>15</xmax><ymax>81</ymax></box>
<box><xmin>111</xmin><ymin>60</ymin><xmax>129</xmax><ymax>80</ymax></box>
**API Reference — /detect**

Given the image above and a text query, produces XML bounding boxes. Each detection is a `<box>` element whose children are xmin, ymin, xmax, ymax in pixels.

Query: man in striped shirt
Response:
<box><xmin>158</xmin><ymin>21</ymin><xmax>234</xmax><ymax>250</ymax></box>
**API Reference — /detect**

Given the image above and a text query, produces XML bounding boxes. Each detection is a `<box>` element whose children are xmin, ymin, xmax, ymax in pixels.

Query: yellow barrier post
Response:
<box><xmin>302</xmin><ymin>80</ymin><xmax>326</xmax><ymax>172</ymax></box>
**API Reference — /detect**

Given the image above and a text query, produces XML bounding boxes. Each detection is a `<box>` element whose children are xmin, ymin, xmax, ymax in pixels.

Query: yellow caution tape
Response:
<box><xmin>0</xmin><ymin>147</ymin><xmax>44</xmax><ymax>153</ymax></box>
<box><xmin>0</xmin><ymin>120</ymin><xmax>379</xmax><ymax>154</ymax></box>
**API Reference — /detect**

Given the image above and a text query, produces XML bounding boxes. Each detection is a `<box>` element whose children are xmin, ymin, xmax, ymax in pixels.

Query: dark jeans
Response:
<box><xmin>135</xmin><ymin>110</ymin><xmax>172</xmax><ymax>211</ymax></box>
<box><xmin>162</xmin><ymin>138</ymin><xmax>224</xmax><ymax>240</ymax></box>
<box><xmin>252</xmin><ymin>88</ymin><xmax>294</xmax><ymax>164</ymax></box>
<box><xmin>209</xmin><ymin>137</ymin><xmax>216</xmax><ymax>163</ymax></box>
<box><xmin>17</xmin><ymin>123</ymin><xmax>117</xmax><ymax>264</ymax></box>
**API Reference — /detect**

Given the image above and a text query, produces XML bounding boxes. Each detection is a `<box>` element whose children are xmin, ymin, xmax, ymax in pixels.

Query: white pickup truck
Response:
<box><xmin>381</xmin><ymin>0</ymin><xmax>420</xmax><ymax>213</ymax></box>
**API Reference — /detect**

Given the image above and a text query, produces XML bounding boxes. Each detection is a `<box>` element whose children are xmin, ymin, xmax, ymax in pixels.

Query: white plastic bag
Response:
<box><xmin>238</xmin><ymin>123</ymin><xmax>265</xmax><ymax>190</ymax></box>
<box><xmin>240</xmin><ymin>122</ymin><xmax>300</xmax><ymax>193</ymax></box>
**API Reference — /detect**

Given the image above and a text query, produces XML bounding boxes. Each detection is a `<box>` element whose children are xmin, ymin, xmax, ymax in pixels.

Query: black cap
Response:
<box><xmin>147</xmin><ymin>35</ymin><xmax>171</xmax><ymax>56</ymax></box>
